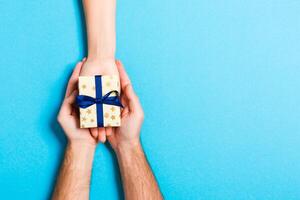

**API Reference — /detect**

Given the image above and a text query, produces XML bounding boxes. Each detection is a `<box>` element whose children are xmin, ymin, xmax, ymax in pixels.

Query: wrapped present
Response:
<box><xmin>76</xmin><ymin>75</ymin><xmax>122</xmax><ymax>128</ymax></box>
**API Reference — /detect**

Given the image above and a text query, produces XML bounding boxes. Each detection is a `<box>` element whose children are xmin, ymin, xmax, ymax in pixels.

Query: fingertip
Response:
<box><xmin>106</xmin><ymin>127</ymin><xmax>112</xmax><ymax>136</ymax></box>
<box><xmin>91</xmin><ymin>128</ymin><xmax>98</xmax><ymax>139</ymax></box>
<box><xmin>98</xmin><ymin>128</ymin><xmax>106</xmax><ymax>143</ymax></box>
<box><xmin>115</xmin><ymin>60</ymin><xmax>121</xmax><ymax>66</ymax></box>
<box><xmin>115</xmin><ymin>60</ymin><xmax>124</xmax><ymax>73</ymax></box>
<box><xmin>75</xmin><ymin>61</ymin><xmax>82</xmax><ymax>68</ymax></box>
<box><xmin>73</xmin><ymin>61</ymin><xmax>83</xmax><ymax>76</ymax></box>
<box><xmin>99</xmin><ymin>135</ymin><xmax>106</xmax><ymax>143</ymax></box>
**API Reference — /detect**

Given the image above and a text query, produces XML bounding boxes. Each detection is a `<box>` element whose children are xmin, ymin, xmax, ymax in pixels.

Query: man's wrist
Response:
<box><xmin>66</xmin><ymin>141</ymin><xmax>96</xmax><ymax>170</ymax></box>
<box><xmin>68</xmin><ymin>140</ymin><xmax>96</xmax><ymax>151</ymax></box>
<box><xmin>115</xmin><ymin>140</ymin><xmax>143</xmax><ymax>158</ymax></box>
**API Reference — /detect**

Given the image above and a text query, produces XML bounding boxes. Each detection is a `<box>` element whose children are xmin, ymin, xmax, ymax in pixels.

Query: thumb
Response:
<box><xmin>60</xmin><ymin>89</ymin><xmax>78</xmax><ymax>116</ymax></box>
<box><xmin>115</xmin><ymin>60</ymin><xmax>131</xmax><ymax>90</ymax></box>
<box><xmin>123</xmin><ymin>84</ymin><xmax>141</xmax><ymax>112</ymax></box>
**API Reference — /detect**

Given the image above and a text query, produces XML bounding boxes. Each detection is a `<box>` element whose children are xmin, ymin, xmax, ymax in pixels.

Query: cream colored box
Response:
<box><xmin>78</xmin><ymin>75</ymin><xmax>121</xmax><ymax>128</ymax></box>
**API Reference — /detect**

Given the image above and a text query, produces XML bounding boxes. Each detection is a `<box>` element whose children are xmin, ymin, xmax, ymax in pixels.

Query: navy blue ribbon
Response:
<box><xmin>76</xmin><ymin>75</ymin><xmax>123</xmax><ymax>127</ymax></box>
<box><xmin>76</xmin><ymin>91</ymin><xmax>123</xmax><ymax>108</ymax></box>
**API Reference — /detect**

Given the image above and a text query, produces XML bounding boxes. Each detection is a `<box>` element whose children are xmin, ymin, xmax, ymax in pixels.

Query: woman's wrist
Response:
<box><xmin>81</xmin><ymin>57</ymin><xmax>119</xmax><ymax>75</ymax></box>
<box><xmin>85</xmin><ymin>57</ymin><xmax>116</xmax><ymax>66</ymax></box>
<box><xmin>84</xmin><ymin>0</ymin><xmax>116</xmax><ymax>62</ymax></box>
<box><xmin>87</xmin><ymin>46</ymin><xmax>115</xmax><ymax>62</ymax></box>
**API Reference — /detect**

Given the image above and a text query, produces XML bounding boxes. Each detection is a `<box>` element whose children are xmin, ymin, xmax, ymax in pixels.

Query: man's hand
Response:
<box><xmin>57</xmin><ymin>58</ymin><xmax>97</xmax><ymax>147</ymax></box>
<box><xmin>108</xmin><ymin>61</ymin><xmax>163</xmax><ymax>200</ymax></box>
<box><xmin>107</xmin><ymin>60</ymin><xmax>144</xmax><ymax>152</ymax></box>
<box><xmin>52</xmin><ymin>59</ymin><xmax>96</xmax><ymax>200</ymax></box>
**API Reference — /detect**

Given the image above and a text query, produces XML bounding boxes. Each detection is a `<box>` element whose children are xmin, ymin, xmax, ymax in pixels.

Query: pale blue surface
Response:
<box><xmin>0</xmin><ymin>0</ymin><xmax>300</xmax><ymax>199</ymax></box>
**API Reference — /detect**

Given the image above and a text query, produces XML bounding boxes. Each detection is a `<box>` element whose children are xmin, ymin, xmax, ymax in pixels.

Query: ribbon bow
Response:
<box><xmin>76</xmin><ymin>90</ymin><xmax>123</xmax><ymax>109</ymax></box>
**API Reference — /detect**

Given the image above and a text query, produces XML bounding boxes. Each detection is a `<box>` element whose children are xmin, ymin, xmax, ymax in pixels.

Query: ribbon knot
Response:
<box><xmin>76</xmin><ymin>90</ymin><xmax>123</xmax><ymax>109</ymax></box>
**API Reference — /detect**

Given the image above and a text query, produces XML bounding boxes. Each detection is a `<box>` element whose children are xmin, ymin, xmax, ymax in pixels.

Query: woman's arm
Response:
<box><xmin>80</xmin><ymin>0</ymin><xmax>119</xmax><ymax>142</ymax></box>
<box><xmin>83</xmin><ymin>0</ymin><xmax>116</xmax><ymax>61</ymax></box>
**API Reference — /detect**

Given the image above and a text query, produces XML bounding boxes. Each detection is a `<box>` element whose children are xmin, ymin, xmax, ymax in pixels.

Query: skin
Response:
<box><xmin>80</xmin><ymin>0</ymin><xmax>119</xmax><ymax>143</ymax></box>
<box><xmin>52</xmin><ymin>60</ymin><xmax>163</xmax><ymax>200</ymax></box>
<box><xmin>52</xmin><ymin>59</ymin><xmax>97</xmax><ymax>200</ymax></box>
<box><xmin>53</xmin><ymin>0</ymin><xmax>162</xmax><ymax>199</ymax></box>
<box><xmin>108</xmin><ymin>61</ymin><xmax>164</xmax><ymax>200</ymax></box>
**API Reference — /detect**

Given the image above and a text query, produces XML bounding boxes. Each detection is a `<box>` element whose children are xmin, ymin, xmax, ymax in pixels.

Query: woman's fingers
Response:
<box><xmin>98</xmin><ymin>128</ymin><xmax>106</xmax><ymax>143</ymax></box>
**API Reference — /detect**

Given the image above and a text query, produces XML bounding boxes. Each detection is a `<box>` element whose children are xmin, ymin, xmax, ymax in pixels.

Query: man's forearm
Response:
<box><xmin>116</xmin><ymin>143</ymin><xmax>163</xmax><ymax>200</ymax></box>
<box><xmin>52</xmin><ymin>142</ymin><xmax>95</xmax><ymax>200</ymax></box>
<box><xmin>83</xmin><ymin>0</ymin><xmax>116</xmax><ymax>60</ymax></box>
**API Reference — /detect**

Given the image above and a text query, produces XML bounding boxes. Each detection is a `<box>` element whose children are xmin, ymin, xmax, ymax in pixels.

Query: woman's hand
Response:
<box><xmin>79</xmin><ymin>58</ymin><xmax>119</xmax><ymax>143</ymax></box>
<box><xmin>80</xmin><ymin>0</ymin><xmax>119</xmax><ymax>143</ymax></box>
<box><xmin>57</xmin><ymin>59</ymin><xmax>97</xmax><ymax>147</ymax></box>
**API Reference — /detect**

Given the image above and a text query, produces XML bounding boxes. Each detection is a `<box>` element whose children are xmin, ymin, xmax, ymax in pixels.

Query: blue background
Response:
<box><xmin>0</xmin><ymin>0</ymin><xmax>300</xmax><ymax>199</ymax></box>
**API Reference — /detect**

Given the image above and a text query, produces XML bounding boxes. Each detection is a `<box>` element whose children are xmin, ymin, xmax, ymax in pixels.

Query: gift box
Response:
<box><xmin>76</xmin><ymin>75</ymin><xmax>122</xmax><ymax>128</ymax></box>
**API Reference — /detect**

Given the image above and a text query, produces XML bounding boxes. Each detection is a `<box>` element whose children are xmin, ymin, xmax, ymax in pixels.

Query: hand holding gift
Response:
<box><xmin>57</xmin><ymin>58</ymin><xmax>97</xmax><ymax>147</ymax></box>
<box><xmin>79</xmin><ymin>0</ymin><xmax>119</xmax><ymax>142</ymax></box>
<box><xmin>57</xmin><ymin>59</ymin><xmax>143</xmax><ymax>149</ymax></box>
<box><xmin>54</xmin><ymin>59</ymin><xmax>162</xmax><ymax>200</ymax></box>
<box><xmin>107</xmin><ymin>60</ymin><xmax>144</xmax><ymax>152</ymax></box>
<box><xmin>76</xmin><ymin>74</ymin><xmax>123</xmax><ymax>128</ymax></box>
<box><xmin>52</xmin><ymin>0</ymin><xmax>162</xmax><ymax>199</ymax></box>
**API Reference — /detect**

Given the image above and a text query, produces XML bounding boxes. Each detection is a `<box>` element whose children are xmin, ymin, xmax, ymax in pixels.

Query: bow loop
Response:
<box><xmin>76</xmin><ymin>90</ymin><xmax>123</xmax><ymax>109</ymax></box>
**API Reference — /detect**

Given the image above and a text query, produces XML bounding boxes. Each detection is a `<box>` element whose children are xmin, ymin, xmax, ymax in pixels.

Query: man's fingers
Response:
<box><xmin>115</xmin><ymin>60</ymin><xmax>142</xmax><ymax>112</ymax></box>
<box><xmin>66</xmin><ymin>89</ymin><xmax>78</xmax><ymax>103</ymax></box>
<box><xmin>60</xmin><ymin>90</ymin><xmax>78</xmax><ymax>116</ymax></box>
<box><xmin>57</xmin><ymin>89</ymin><xmax>78</xmax><ymax>122</ymax></box>
<box><xmin>105</xmin><ymin>127</ymin><xmax>112</xmax><ymax>136</ymax></box>
<box><xmin>65</xmin><ymin>60</ymin><xmax>84</xmax><ymax>98</ymax></box>
<box><xmin>123</xmin><ymin>84</ymin><xmax>142</xmax><ymax>112</ymax></box>
<box><xmin>121</xmin><ymin>106</ymin><xmax>130</xmax><ymax>118</ymax></box>
<box><xmin>115</xmin><ymin>60</ymin><xmax>131</xmax><ymax>90</ymax></box>
<box><xmin>90</xmin><ymin>128</ymin><xmax>98</xmax><ymax>139</ymax></box>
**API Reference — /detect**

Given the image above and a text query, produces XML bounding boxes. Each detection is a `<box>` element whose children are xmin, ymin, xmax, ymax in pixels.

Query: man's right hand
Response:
<box><xmin>107</xmin><ymin>62</ymin><xmax>163</xmax><ymax>199</ymax></box>
<box><xmin>107</xmin><ymin>60</ymin><xmax>144</xmax><ymax>152</ymax></box>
